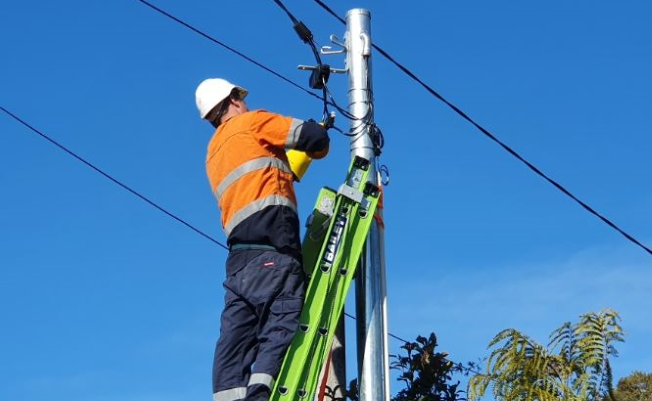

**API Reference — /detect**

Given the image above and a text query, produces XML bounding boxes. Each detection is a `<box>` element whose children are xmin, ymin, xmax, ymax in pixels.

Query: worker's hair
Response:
<box><xmin>207</xmin><ymin>89</ymin><xmax>242</xmax><ymax>128</ymax></box>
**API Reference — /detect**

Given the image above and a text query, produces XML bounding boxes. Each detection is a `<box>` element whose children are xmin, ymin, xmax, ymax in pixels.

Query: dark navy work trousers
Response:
<box><xmin>212</xmin><ymin>249</ymin><xmax>305</xmax><ymax>401</ymax></box>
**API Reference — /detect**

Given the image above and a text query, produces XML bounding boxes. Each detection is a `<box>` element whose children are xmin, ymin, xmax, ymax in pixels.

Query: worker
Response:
<box><xmin>195</xmin><ymin>78</ymin><xmax>330</xmax><ymax>401</ymax></box>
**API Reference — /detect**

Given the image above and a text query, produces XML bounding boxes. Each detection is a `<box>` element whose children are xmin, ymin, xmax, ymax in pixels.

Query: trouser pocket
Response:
<box><xmin>254</xmin><ymin>296</ymin><xmax>304</xmax><ymax>375</ymax></box>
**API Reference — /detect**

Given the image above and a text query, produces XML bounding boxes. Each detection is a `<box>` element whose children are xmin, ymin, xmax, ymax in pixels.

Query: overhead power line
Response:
<box><xmin>1</xmin><ymin>103</ymin><xmax>415</xmax><ymax>342</ymax></box>
<box><xmin>140</xmin><ymin>0</ymin><xmax>652</xmax><ymax>258</ymax></box>
<box><xmin>343</xmin><ymin>312</ymin><xmax>408</xmax><ymax>343</ymax></box>
<box><xmin>6</xmin><ymin>0</ymin><xmax>642</xmax><ymax>361</ymax></box>
<box><xmin>1</xmin><ymin>105</ymin><xmax>417</xmax><ymax>344</ymax></box>
<box><xmin>271</xmin><ymin>0</ymin><xmax>301</xmax><ymax>25</ymax></box>
<box><xmin>136</xmin><ymin>0</ymin><xmax>322</xmax><ymax>103</ymax></box>
<box><xmin>310</xmin><ymin>0</ymin><xmax>652</xmax><ymax>258</ymax></box>
<box><xmin>0</xmin><ymin>105</ymin><xmax>228</xmax><ymax>250</ymax></box>
<box><xmin>1</xmin><ymin>2</ymin><xmax>419</xmax><ymax>346</ymax></box>
<box><xmin>312</xmin><ymin>0</ymin><xmax>346</xmax><ymax>24</ymax></box>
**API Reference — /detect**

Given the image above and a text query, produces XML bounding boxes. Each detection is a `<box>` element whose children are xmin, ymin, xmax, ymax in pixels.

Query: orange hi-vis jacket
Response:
<box><xmin>206</xmin><ymin>110</ymin><xmax>329</xmax><ymax>258</ymax></box>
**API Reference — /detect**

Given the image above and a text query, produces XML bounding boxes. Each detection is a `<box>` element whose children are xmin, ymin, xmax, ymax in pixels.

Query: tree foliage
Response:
<box><xmin>608</xmin><ymin>371</ymin><xmax>652</xmax><ymax>401</ymax></box>
<box><xmin>345</xmin><ymin>332</ymin><xmax>479</xmax><ymax>401</ymax></box>
<box><xmin>468</xmin><ymin>309</ymin><xmax>624</xmax><ymax>401</ymax></box>
<box><xmin>391</xmin><ymin>332</ymin><xmax>479</xmax><ymax>401</ymax></box>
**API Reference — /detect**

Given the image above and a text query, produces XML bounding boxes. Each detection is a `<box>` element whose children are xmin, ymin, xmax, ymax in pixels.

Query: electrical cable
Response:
<box><xmin>137</xmin><ymin>0</ymin><xmax>359</xmax><ymax>126</ymax></box>
<box><xmin>1</xmin><ymin>105</ymin><xmax>409</xmax><ymax>347</ymax></box>
<box><xmin>135</xmin><ymin>0</ymin><xmax>652</xmax><ymax>348</ymax></box>
<box><xmin>0</xmin><ymin>105</ymin><xmax>229</xmax><ymax>250</ymax></box>
<box><xmin>269</xmin><ymin>0</ymin><xmax>381</xmax><ymax>157</ymax></box>
<box><xmin>12</xmin><ymin>0</ymin><xmax>642</xmax><ymax>363</ymax></box>
<box><xmin>311</xmin><ymin>0</ymin><xmax>652</xmax><ymax>258</ymax></box>
<box><xmin>138</xmin><ymin>0</ymin><xmax>369</xmax><ymax>136</ymax></box>
<box><xmin>0</xmin><ymin>1</ymin><xmax>482</xmax><ymax>361</ymax></box>
<box><xmin>271</xmin><ymin>0</ymin><xmax>300</xmax><ymax>25</ymax></box>
<box><xmin>312</xmin><ymin>0</ymin><xmax>345</xmax><ymax>24</ymax></box>
<box><xmin>343</xmin><ymin>311</ymin><xmax>482</xmax><ymax>376</ymax></box>
<box><xmin>1</xmin><ymin>2</ymin><xmax>409</xmax><ymax>348</ymax></box>
<box><xmin>137</xmin><ymin>0</ymin><xmax>323</xmax><ymax>104</ymax></box>
<box><xmin>270</xmin><ymin>0</ymin><xmax>337</xmax><ymax>126</ymax></box>
<box><xmin>343</xmin><ymin>312</ymin><xmax>407</xmax><ymax>343</ymax></box>
<box><xmin>136</xmin><ymin>0</ymin><xmax>649</xmax><ymax>259</ymax></box>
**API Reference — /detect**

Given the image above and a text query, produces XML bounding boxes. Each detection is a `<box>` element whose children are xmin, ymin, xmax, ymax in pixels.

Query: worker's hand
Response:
<box><xmin>320</xmin><ymin>112</ymin><xmax>336</xmax><ymax>130</ymax></box>
<box><xmin>307</xmin><ymin>145</ymin><xmax>329</xmax><ymax>160</ymax></box>
<box><xmin>308</xmin><ymin>113</ymin><xmax>332</xmax><ymax>159</ymax></box>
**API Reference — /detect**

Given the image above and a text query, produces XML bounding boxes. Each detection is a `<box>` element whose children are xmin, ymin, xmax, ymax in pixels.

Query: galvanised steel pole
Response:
<box><xmin>345</xmin><ymin>9</ymin><xmax>391</xmax><ymax>401</ymax></box>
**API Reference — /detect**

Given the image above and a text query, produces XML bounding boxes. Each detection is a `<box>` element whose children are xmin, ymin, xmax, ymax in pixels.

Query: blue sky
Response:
<box><xmin>1</xmin><ymin>1</ymin><xmax>651</xmax><ymax>400</ymax></box>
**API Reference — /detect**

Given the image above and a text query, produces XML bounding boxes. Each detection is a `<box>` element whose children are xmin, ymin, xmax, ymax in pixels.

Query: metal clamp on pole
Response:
<box><xmin>298</xmin><ymin>65</ymin><xmax>346</xmax><ymax>89</ymax></box>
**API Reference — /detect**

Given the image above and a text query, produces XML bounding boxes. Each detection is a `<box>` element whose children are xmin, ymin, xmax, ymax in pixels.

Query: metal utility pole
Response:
<box><xmin>345</xmin><ymin>9</ymin><xmax>391</xmax><ymax>401</ymax></box>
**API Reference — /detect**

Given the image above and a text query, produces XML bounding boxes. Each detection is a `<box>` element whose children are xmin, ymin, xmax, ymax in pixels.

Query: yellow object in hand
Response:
<box><xmin>286</xmin><ymin>149</ymin><xmax>313</xmax><ymax>182</ymax></box>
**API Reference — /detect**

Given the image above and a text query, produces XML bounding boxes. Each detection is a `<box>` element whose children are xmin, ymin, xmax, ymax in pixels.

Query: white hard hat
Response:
<box><xmin>195</xmin><ymin>78</ymin><xmax>248</xmax><ymax>119</ymax></box>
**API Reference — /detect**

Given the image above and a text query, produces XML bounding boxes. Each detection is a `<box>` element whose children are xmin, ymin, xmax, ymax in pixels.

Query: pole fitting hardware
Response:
<box><xmin>298</xmin><ymin>64</ymin><xmax>346</xmax><ymax>89</ymax></box>
<box><xmin>293</xmin><ymin>21</ymin><xmax>313</xmax><ymax>44</ymax></box>
<box><xmin>360</xmin><ymin>32</ymin><xmax>372</xmax><ymax>57</ymax></box>
<box><xmin>321</xmin><ymin>35</ymin><xmax>347</xmax><ymax>55</ymax></box>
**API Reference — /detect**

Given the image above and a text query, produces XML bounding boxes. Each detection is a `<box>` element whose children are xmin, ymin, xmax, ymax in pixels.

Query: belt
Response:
<box><xmin>230</xmin><ymin>244</ymin><xmax>277</xmax><ymax>251</ymax></box>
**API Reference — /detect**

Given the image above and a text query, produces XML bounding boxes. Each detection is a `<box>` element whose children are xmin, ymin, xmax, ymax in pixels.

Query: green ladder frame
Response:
<box><xmin>271</xmin><ymin>156</ymin><xmax>381</xmax><ymax>401</ymax></box>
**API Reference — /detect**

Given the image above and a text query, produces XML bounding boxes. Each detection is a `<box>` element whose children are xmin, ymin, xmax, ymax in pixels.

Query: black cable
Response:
<box><xmin>269</xmin><ymin>0</ymin><xmax>337</xmax><ymax>129</ymax></box>
<box><xmin>1</xmin><ymin>103</ymin><xmax>408</xmax><ymax>352</ymax></box>
<box><xmin>270</xmin><ymin>0</ymin><xmax>378</xmax><ymax>149</ymax></box>
<box><xmin>343</xmin><ymin>312</ymin><xmax>408</xmax><ymax>343</ymax></box>
<box><xmin>313</xmin><ymin>0</ymin><xmax>345</xmax><ymax>24</ymax></box>
<box><xmin>271</xmin><ymin>0</ymin><xmax>300</xmax><ymax>25</ymax></box>
<box><xmin>0</xmin><ymin>1</ymin><xmax>461</xmax><ymax>353</ymax></box>
<box><xmin>343</xmin><ymin>311</ymin><xmax>482</xmax><ymax>376</ymax></box>
<box><xmin>1</xmin><ymin>4</ymin><xmax>404</xmax><ymax>352</ymax></box>
<box><xmin>137</xmin><ymin>0</ymin><xmax>360</xmax><ymax>123</ymax></box>
<box><xmin>136</xmin><ymin>0</ymin><xmax>322</xmax><ymax>104</ymax></box>
<box><xmin>0</xmin><ymin>105</ymin><xmax>229</xmax><ymax>250</ymax></box>
<box><xmin>2</xmin><ymin>94</ymin><xmax>446</xmax><ymax>366</ymax></box>
<box><xmin>270</xmin><ymin>0</ymin><xmax>321</xmax><ymax>64</ymax></box>
<box><xmin>311</xmin><ymin>0</ymin><xmax>652</xmax><ymax>258</ymax></box>
<box><xmin>137</xmin><ymin>0</ymin><xmax>362</xmax><ymax>133</ymax></box>
<box><xmin>31</xmin><ymin>0</ymin><xmax>644</xmax><ymax>356</ymax></box>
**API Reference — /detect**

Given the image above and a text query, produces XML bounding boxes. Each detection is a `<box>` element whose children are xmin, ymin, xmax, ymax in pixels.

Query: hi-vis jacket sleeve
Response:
<box><xmin>249</xmin><ymin>110</ymin><xmax>330</xmax><ymax>153</ymax></box>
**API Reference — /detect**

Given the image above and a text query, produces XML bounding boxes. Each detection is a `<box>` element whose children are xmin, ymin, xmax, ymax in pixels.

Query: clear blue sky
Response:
<box><xmin>1</xmin><ymin>1</ymin><xmax>651</xmax><ymax>400</ymax></box>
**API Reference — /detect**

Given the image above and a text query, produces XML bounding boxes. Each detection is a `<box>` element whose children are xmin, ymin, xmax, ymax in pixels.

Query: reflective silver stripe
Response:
<box><xmin>285</xmin><ymin>118</ymin><xmax>303</xmax><ymax>148</ymax></box>
<box><xmin>248</xmin><ymin>373</ymin><xmax>275</xmax><ymax>389</ymax></box>
<box><xmin>215</xmin><ymin>157</ymin><xmax>293</xmax><ymax>200</ymax></box>
<box><xmin>225</xmin><ymin>195</ymin><xmax>297</xmax><ymax>236</ymax></box>
<box><xmin>213</xmin><ymin>387</ymin><xmax>246</xmax><ymax>401</ymax></box>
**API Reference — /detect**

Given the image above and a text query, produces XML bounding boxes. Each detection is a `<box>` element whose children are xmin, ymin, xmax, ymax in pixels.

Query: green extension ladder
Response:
<box><xmin>271</xmin><ymin>156</ymin><xmax>381</xmax><ymax>401</ymax></box>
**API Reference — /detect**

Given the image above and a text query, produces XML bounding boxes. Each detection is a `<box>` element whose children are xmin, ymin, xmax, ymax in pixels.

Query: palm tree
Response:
<box><xmin>468</xmin><ymin>309</ymin><xmax>623</xmax><ymax>401</ymax></box>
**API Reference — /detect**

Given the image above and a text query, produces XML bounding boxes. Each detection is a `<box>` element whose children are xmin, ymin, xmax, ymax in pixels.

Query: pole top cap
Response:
<box><xmin>346</xmin><ymin>8</ymin><xmax>371</xmax><ymax>18</ymax></box>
